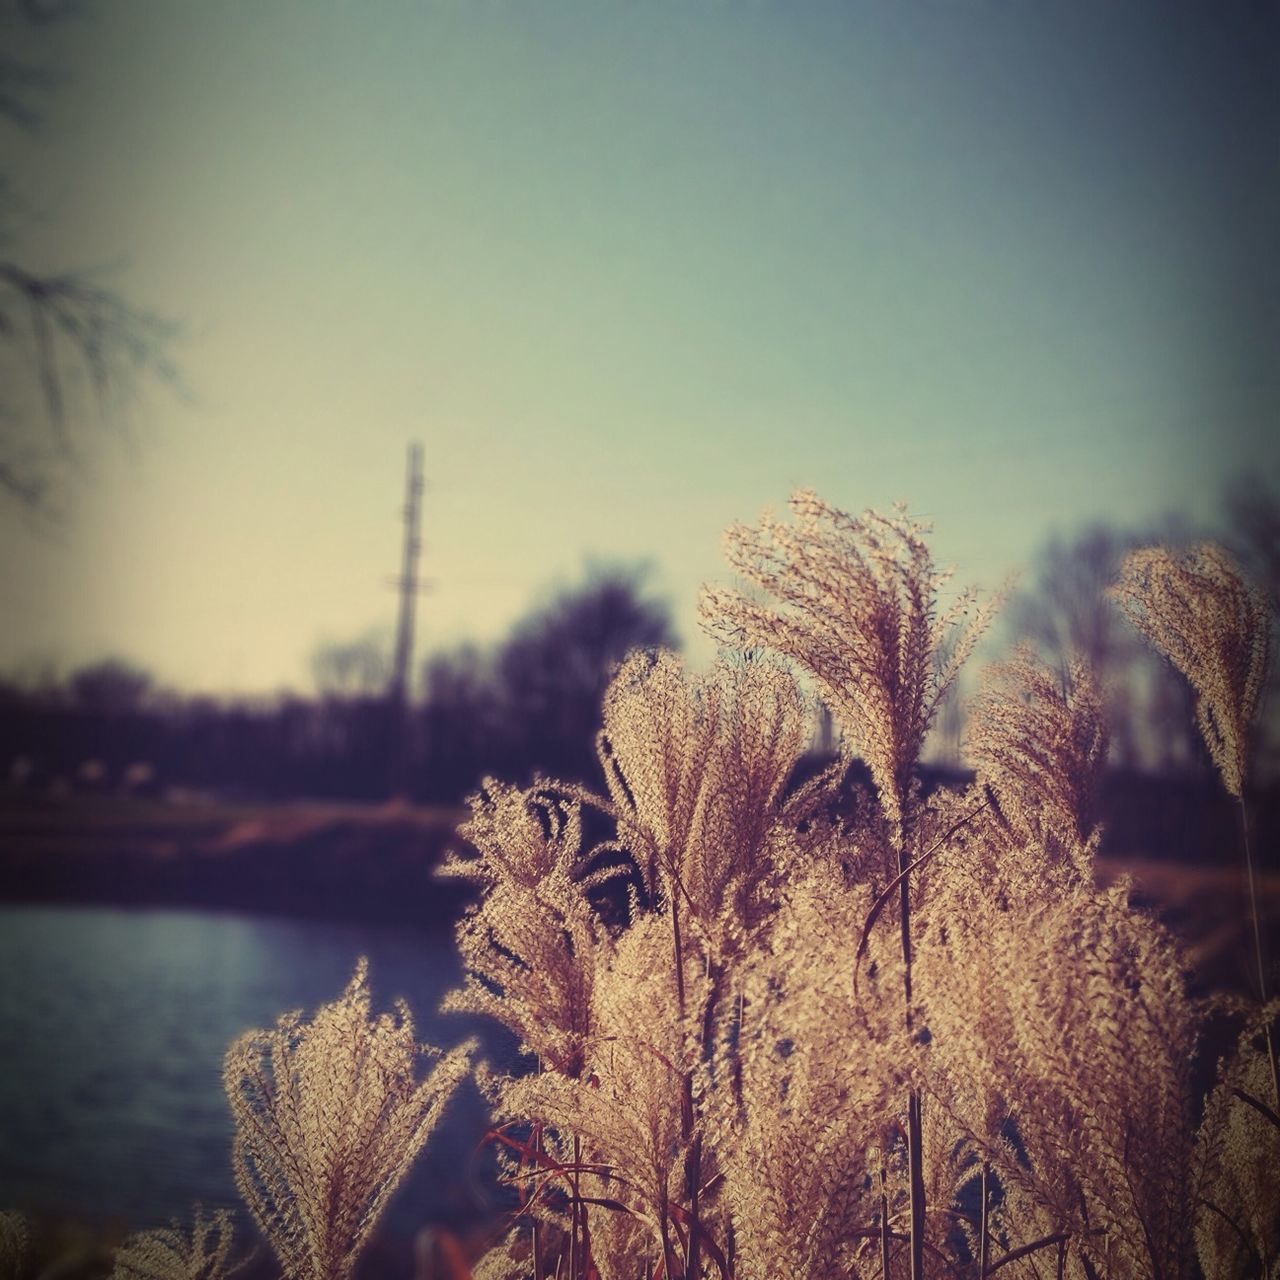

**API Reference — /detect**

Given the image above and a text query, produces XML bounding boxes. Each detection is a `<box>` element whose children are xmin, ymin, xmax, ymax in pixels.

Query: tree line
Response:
<box><xmin>0</xmin><ymin>566</ymin><xmax>677</xmax><ymax>804</ymax></box>
<box><xmin>2</xmin><ymin>477</ymin><xmax>1276</xmax><ymax>807</ymax></box>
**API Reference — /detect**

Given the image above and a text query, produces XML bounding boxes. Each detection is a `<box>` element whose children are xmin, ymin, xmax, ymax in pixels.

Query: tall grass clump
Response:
<box><xmin>444</xmin><ymin>491</ymin><xmax>1253</xmax><ymax>1280</ymax></box>
<box><xmin>1112</xmin><ymin>544</ymin><xmax>1277</xmax><ymax>1098</ymax></box>
<box><xmin>1</xmin><ymin>1211</ymin><xmax>28</xmax><ymax>1278</ymax></box>
<box><xmin>223</xmin><ymin>960</ymin><xmax>475</xmax><ymax>1280</ymax></box>
<box><xmin>1111</xmin><ymin>542</ymin><xmax>1279</xmax><ymax>1277</ymax></box>
<box><xmin>7</xmin><ymin>491</ymin><xmax>1274</xmax><ymax>1280</ymax></box>
<box><xmin>109</xmin><ymin>1208</ymin><xmax>241</xmax><ymax>1280</ymax></box>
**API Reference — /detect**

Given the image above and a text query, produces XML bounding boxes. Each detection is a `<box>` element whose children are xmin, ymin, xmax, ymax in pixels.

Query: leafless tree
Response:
<box><xmin>1224</xmin><ymin>473</ymin><xmax>1280</xmax><ymax>619</ymax></box>
<box><xmin>0</xmin><ymin>0</ymin><xmax>179</xmax><ymax>514</ymax></box>
<box><xmin>311</xmin><ymin>629</ymin><xmax>393</xmax><ymax>701</ymax></box>
<box><xmin>1221</xmin><ymin>474</ymin><xmax>1280</xmax><ymax>778</ymax></box>
<box><xmin>67</xmin><ymin>655</ymin><xmax>153</xmax><ymax>714</ymax></box>
<box><xmin>496</xmin><ymin>562</ymin><xmax>677</xmax><ymax>778</ymax></box>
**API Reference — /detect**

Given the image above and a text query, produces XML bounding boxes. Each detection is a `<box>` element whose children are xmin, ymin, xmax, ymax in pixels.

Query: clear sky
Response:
<box><xmin>1</xmin><ymin>0</ymin><xmax>1276</xmax><ymax>694</ymax></box>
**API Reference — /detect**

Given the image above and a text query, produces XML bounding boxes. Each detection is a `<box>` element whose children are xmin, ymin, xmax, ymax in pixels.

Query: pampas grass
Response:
<box><xmin>223</xmin><ymin>960</ymin><xmax>474</xmax><ymax>1280</ymax></box>
<box><xmin>8</xmin><ymin>491</ymin><xmax>1274</xmax><ymax>1280</ymax></box>
<box><xmin>109</xmin><ymin>1208</ymin><xmax>241</xmax><ymax>1280</ymax></box>
<box><xmin>455</xmin><ymin>493</ymin><xmax>1244</xmax><ymax>1280</ymax></box>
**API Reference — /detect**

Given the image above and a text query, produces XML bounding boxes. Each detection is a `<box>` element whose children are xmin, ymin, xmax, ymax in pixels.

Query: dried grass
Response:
<box><xmin>13</xmin><ymin>492</ymin><xmax>1275</xmax><ymax>1280</ymax></box>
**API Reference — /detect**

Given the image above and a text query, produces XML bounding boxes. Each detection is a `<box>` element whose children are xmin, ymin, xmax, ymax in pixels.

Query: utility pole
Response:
<box><xmin>388</xmin><ymin>442</ymin><xmax>424</xmax><ymax>796</ymax></box>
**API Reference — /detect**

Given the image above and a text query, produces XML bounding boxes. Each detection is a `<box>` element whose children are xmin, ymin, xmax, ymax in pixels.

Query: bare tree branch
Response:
<box><xmin>0</xmin><ymin>0</ymin><xmax>183</xmax><ymax>515</ymax></box>
<box><xmin>0</xmin><ymin>260</ymin><xmax>180</xmax><ymax>509</ymax></box>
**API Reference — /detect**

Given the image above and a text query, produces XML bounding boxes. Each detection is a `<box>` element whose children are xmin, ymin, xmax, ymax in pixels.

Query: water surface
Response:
<box><xmin>0</xmin><ymin>905</ymin><xmax>502</xmax><ymax>1237</ymax></box>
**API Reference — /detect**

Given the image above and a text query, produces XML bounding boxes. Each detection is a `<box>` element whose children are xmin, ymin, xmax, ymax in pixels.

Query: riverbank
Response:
<box><xmin>0</xmin><ymin>784</ymin><xmax>1275</xmax><ymax>990</ymax></box>
<box><xmin>0</xmin><ymin>795</ymin><xmax>471</xmax><ymax>928</ymax></box>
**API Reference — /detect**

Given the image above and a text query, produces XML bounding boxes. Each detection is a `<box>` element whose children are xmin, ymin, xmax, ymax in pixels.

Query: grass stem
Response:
<box><xmin>906</xmin><ymin>1090</ymin><xmax>924</xmax><ymax>1280</ymax></box>
<box><xmin>879</xmin><ymin>1164</ymin><xmax>891</xmax><ymax>1280</ymax></box>
<box><xmin>978</xmin><ymin>1162</ymin><xmax>990</xmax><ymax>1280</ymax></box>
<box><xmin>1238</xmin><ymin>795</ymin><xmax>1280</xmax><ymax>1107</ymax></box>
<box><xmin>891</xmin><ymin>819</ymin><xmax>926</xmax><ymax>1280</ymax></box>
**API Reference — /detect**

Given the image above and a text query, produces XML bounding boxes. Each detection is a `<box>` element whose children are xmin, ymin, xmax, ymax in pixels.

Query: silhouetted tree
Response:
<box><xmin>308</xmin><ymin>629</ymin><xmax>396</xmax><ymax>797</ymax></box>
<box><xmin>311</xmin><ymin>629</ymin><xmax>393</xmax><ymax>701</ymax></box>
<box><xmin>1224</xmin><ymin>474</ymin><xmax>1280</xmax><ymax>618</ymax></box>
<box><xmin>68</xmin><ymin>657</ymin><xmax>153</xmax><ymax>714</ymax></box>
<box><xmin>417</xmin><ymin>643</ymin><xmax>499</xmax><ymax>802</ymax></box>
<box><xmin>493</xmin><ymin>564</ymin><xmax>678</xmax><ymax>785</ymax></box>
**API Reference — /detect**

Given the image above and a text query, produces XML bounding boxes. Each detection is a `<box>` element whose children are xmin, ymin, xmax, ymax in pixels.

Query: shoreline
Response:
<box><xmin>0</xmin><ymin>795</ymin><xmax>472</xmax><ymax>930</ymax></box>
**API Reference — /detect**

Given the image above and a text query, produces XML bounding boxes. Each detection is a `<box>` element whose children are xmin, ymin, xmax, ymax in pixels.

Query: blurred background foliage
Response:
<box><xmin>3</xmin><ymin>478</ymin><xmax>1274</xmax><ymax>810</ymax></box>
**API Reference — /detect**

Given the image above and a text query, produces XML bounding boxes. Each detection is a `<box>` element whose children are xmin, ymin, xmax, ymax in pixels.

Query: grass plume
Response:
<box><xmin>1109</xmin><ymin>543</ymin><xmax>1270</xmax><ymax>801</ymax></box>
<box><xmin>10</xmin><ymin>490</ymin><xmax>1277</xmax><ymax>1280</ymax></box>
<box><xmin>223</xmin><ymin>960</ymin><xmax>474</xmax><ymax>1280</ymax></box>
<box><xmin>109</xmin><ymin>1208</ymin><xmax>242</xmax><ymax>1280</ymax></box>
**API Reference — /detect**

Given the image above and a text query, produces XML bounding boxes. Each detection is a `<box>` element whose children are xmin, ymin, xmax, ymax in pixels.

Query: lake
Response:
<box><xmin>0</xmin><ymin>904</ymin><xmax>509</xmax><ymax>1242</ymax></box>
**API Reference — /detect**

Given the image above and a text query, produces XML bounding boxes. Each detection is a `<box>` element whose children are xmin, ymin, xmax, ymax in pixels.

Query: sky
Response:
<box><xmin>1</xmin><ymin>0</ymin><xmax>1276</xmax><ymax>694</ymax></box>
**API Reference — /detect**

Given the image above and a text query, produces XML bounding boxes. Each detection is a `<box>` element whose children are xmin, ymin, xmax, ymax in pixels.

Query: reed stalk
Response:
<box><xmin>569</xmin><ymin>1134</ymin><xmax>582</xmax><ymax>1280</ymax></box>
<box><xmin>533</xmin><ymin>1142</ymin><xmax>545</xmax><ymax>1280</ymax></box>
<box><xmin>978</xmin><ymin>1161</ymin><xmax>991</xmax><ymax>1280</ymax></box>
<box><xmin>669</xmin><ymin>871</ymin><xmax>701</xmax><ymax>1280</ymax></box>
<box><xmin>879</xmin><ymin>1163</ymin><xmax>891</xmax><ymax>1280</ymax></box>
<box><xmin>1238</xmin><ymin>795</ymin><xmax>1280</xmax><ymax>1107</ymax></box>
<box><xmin>893</xmin><ymin>822</ymin><xmax>926</xmax><ymax>1280</ymax></box>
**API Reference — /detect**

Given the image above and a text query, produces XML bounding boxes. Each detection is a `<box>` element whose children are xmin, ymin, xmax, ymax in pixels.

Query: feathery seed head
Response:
<box><xmin>1193</xmin><ymin>1008</ymin><xmax>1280</xmax><ymax>1278</ymax></box>
<box><xmin>916</xmin><ymin>882</ymin><xmax>1196</xmax><ymax>1279</ymax></box>
<box><xmin>223</xmin><ymin>960</ymin><xmax>474</xmax><ymax>1280</ymax></box>
<box><xmin>483</xmin><ymin>912</ymin><xmax>706</xmax><ymax>1271</ymax></box>
<box><xmin>442</xmin><ymin>782</ymin><xmax>605</xmax><ymax>1075</ymax></box>
<box><xmin>110</xmin><ymin>1208</ymin><xmax>240</xmax><ymax>1280</ymax></box>
<box><xmin>700</xmin><ymin>490</ymin><xmax>998</xmax><ymax>831</ymax></box>
<box><xmin>444</xmin><ymin>778</ymin><xmax>584</xmax><ymax>890</ymax></box>
<box><xmin>1110</xmin><ymin>543</ymin><xmax>1271</xmax><ymax>797</ymax></box>
<box><xmin>597</xmin><ymin>649</ymin><xmax>812</xmax><ymax>948</ymax></box>
<box><xmin>967</xmin><ymin>646</ymin><xmax>1108</xmax><ymax>852</ymax></box>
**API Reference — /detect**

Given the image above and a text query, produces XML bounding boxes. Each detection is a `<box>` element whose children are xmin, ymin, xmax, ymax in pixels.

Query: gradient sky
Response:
<box><xmin>2</xmin><ymin>0</ymin><xmax>1276</xmax><ymax>693</ymax></box>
